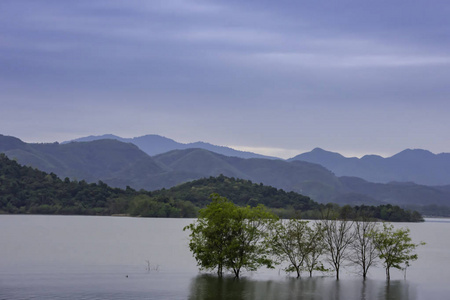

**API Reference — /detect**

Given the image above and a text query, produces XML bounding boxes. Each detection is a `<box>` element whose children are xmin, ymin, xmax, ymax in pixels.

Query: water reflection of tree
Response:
<box><xmin>187</xmin><ymin>275</ymin><xmax>417</xmax><ymax>300</ymax></box>
<box><xmin>380</xmin><ymin>280</ymin><xmax>416</xmax><ymax>300</ymax></box>
<box><xmin>188</xmin><ymin>274</ymin><xmax>247</xmax><ymax>300</ymax></box>
<box><xmin>188</xmin><ymin>275</ymin><xmax>325</xmax><ymax>300</ymax></box>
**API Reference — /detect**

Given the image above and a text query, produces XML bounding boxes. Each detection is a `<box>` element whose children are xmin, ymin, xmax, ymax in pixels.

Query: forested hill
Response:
<box><xmin>0</xmin><ymin>154</ymin><xmax>423</xmax><ymax>221</ymax></box>
<box><xmin>148</xmin><ymin>175</ymin><xmax>423</xmax><ymax>221</ymax></box>
<box><xmin>0</xmin><ymin>153</ymin><xmax>130</xmax><ymax>215</ymax></box>
<box><xmin>151</xmin><ymin>174</ymin><xmax>320</xmax><ymax>212</ymax></box>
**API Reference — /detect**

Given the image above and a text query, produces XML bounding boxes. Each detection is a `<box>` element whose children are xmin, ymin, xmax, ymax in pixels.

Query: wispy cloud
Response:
<box><xmin>244</xmin><ymin>52</ymin><xmax>450</xmax><ymax>69</ymax></box>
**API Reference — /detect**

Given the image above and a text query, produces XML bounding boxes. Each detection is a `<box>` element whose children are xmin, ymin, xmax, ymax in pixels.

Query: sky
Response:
<box><xmin>1</xmin><ymin>0</ymin><xmax>450</xmax><ymax>159</ymax></box>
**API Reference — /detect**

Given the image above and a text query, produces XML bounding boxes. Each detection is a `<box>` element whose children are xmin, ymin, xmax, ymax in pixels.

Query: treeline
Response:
<box><xmin>0</xmin><ymin>154</ymin><xmax>423</xmax><ymax>222</ymax></box>
<box><xmin>149</xmin><ymin>175</ymin><xmax>423</xmax><ymax>222</ymax></box>
<box><xmin>185</xmin><ymin>194</ymin><xmax>425</xmax><ymax>280</ymax></box>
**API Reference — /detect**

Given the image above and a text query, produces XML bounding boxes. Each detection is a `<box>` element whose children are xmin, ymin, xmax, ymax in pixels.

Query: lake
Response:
<box><xmin>0</xmin><ymin>215</ymin><xmax>448</xmax><ymax>299</ymax></box>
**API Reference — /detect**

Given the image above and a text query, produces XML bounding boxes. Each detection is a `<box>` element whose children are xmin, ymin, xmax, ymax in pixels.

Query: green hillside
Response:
<box><xmin>0</xmin><ymin>135</ymin><xmax>166</xmax><ymax>185</ymax></box>
<box><xmin>0</xmin><ymin>154</ymin><xmax>423</xmax><ymax>221</ymax></box>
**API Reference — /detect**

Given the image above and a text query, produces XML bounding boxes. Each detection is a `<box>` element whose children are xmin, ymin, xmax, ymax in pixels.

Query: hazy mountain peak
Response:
<box><xmin>289</xmin><ymin>147</ymin><xmax>345</xmax><ymax>162</ymax></box>
<box><xmin>65</xmin><ymin>134</ymin><xmax>123</xmax><ymax>143</ymax></box>
<box><xmin>291</xmin><ymin>146</ymin><xmax>450</xmax><ymax>186</ymax></box>
<box><xmin>391</xmin><ymin>148</ymin><xmax>435</xmax><ymax>159</ymax></box>
<box><xmin>311</xmin><ymin>147</ymin><xmax>344</xmax><ymax>157</ymax></box>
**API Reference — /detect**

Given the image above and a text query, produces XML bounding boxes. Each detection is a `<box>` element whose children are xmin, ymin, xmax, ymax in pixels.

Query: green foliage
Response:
<box><xmin>341</xmin><ymin>204</ymin><xmax>424</xmax><ymax>222</ymax></box>
<box><xmin>0</xmin><ymin>153</ymin><xmax>194</xmax><ymax>217</ymax></box>
<box><xmin>127</xmin><ymin>195</ymin><xmax>197</xmax><ymax>218</ymax></box>
<box><xmin>184</xmin><ymin>194</ymin><xmax>278</xmax><ymax>278</ymax></box>
<box><xmin>269</xmin><ymin>219</ymin><xmax>326</xmax><ymax>278</ymax></box>
<box><xmin>152</xmin><ymin>175</ymin><xmax>423</xmax><ymax>222</ymax></box>
<box><xmin>0</xmin><ymin>154</ymin><xmax>424</xmax><ymax>222</ymax></box>
<box><xmin>371</xmin><ymin>223</ymin><xmax>425</xmax><ymax>280</ymax></box>
<box><xmin>155</xmin><ymin>174</ymin><xmax>320</xmax><ymax>212</ymax></box>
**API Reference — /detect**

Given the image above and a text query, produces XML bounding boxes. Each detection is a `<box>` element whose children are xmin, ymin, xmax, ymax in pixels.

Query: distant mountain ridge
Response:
<box><xmin>0</xmin><ymin>134</ymin><xmax>166</xmax><ymax>184</ymax></box>
<box><xmin>289</xmin><ymin>147</ymin><xmax>450</xmax><ymax>186</ymax></box>
<box><xmin>65</xmin><ymin>134</ymin><xmax>278</xmax><ymax>160</ymax></box>
<box><xmin>68</xmin><ymin>134</ymin><xmax>450</xmax><ymax>186</ymax></box>
<box><xmin>2</xmin><ymin>134</ymin><xmax>450</xmax><ymax>211</ymax></box>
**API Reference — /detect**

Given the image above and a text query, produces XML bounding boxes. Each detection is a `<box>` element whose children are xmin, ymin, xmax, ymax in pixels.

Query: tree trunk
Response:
<box><xmin>233</xmin><ymin>267</ymin><xmax>240</xmax><ymax>278</ymax></box>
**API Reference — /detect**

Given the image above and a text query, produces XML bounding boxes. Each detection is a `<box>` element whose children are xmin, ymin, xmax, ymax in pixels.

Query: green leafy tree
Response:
<box><xmin>372</xmin><ymin>223</ymin><xmax>425</xmax><ymax>280</ymax></box>
<box><xmin>226</xmin><ymin>204</ymin><xmax>277</xmax><ymax>277</ymax></box>
<box><xmin>183</xmin><ymin>194</ymin><xmax>236</xmax><ymax>276</ymax></box>
<box><xmin>184</xmin><ymin>194</ymin><xmax>277</xmax><ymax>278</ymax></box>
<box><xmin>270</xmin><ymin>219</ymin><xmax>325</xmax><ymax>278</ymax></box>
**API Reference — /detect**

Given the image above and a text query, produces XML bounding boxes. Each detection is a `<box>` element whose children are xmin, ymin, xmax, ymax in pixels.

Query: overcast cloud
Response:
<box><xmin>1</xmin><ymin>0</ymin><xmax>450</xmax><ymax>158</ymax></box>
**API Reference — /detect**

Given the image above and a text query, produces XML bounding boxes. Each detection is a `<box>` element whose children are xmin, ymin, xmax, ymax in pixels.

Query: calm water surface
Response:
<box><xmin>0</xmin><ymin>215</ymin><xmax>448</xmax><ymax>299</ymax></box>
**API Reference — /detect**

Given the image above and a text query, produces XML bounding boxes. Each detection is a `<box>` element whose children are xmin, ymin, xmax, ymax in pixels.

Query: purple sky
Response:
<box><xmin>1</xmin><ymin>0</ymin><xmax>450</xmax><ymax>158</ymax></box>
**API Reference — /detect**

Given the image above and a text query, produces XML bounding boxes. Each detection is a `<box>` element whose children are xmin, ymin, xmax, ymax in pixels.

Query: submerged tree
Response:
<box><xmin>184</xmin><ymin>193</ymin><xmax>277</xmax><ymax>278</ymax></box>
<box><xmin>320</xmin><ymin>217</ymin><xmax>355</xmax><ymax>280</ymax></box>
<box><xmin>270</xmin><ymin>219</ymin><xmax>325</xmax><ymax>278</ymax></box>
<box><xmin>351</xmin><ymin>219</ymin><xmax>380</xmax><ymax>279</ymax></box>
<box><xmin>183</xmin><ymin>194</ymin><xmax>236</xmax><ymax>276</ymax></box>
<box><xmin>304</xmin><ymin>222</ymin><xmax>328</xmax><ymax>277</ymax></box>
<box><xmin>372</xmin><ymin>223</ymin><xmax>425</xmax><ymax>280</ymax></box>
<box><xmin>227</xmin><ymin>204</ymin><xmax>277</xmax><ymax>277</ymax></box>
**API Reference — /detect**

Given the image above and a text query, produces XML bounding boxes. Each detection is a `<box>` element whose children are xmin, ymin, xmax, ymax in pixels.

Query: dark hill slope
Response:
<box><xmin>0</xmin><ymin>153</ymin><xmax>130</xmax><ymax>215</ymax></box>
<box><xmin>0</xmin><ymin>135</ymin><xmax>165</xmax><ymax>184</ymax></box>
<box><xmin>0</xmin><ymin>154</ymin><xmax>423</xmax><ymax>220</ymax></box>
<box><xmin>152</xmin><ymin>175</ymin><xmax>320</xmax><ymax>212</ymax></box>
<box><xmin>2</xmin><ymin>135</ymin><xmax>450</xmax><ymax>209</ymax></box>
<box><xmin>153</xmin><ymin>148</ymin><xmax>345</xmax><ymax>202</ymax></box>
<box><xmin>339</xmin><ymin>177</ymin><xmax>449</xmax><ymax>206</ymax></box>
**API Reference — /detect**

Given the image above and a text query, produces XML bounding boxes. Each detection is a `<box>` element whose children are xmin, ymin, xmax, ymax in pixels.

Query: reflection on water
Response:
<box><xmin>188</xmin><ymin>274</ymin><xmax>417</xmax><ymax>300</ymax></box>
<box><xmin>0</xmin><ymin>216</ymin><xmax>447</xmax><ymax>299</ymax></box>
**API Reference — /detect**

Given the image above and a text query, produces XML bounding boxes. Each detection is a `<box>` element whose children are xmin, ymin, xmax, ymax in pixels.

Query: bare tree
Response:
<box><xmin>320</xmin><ymin>218</ymin><xmax>355</xmax><ymax>280</ymax></box>
<box><xmin>351</xmin><ymin>219</ymin><xmax>379</xmax><ymax>279</ymax></box>
<box><xmin>270</xmin><ymin>219</ymin><xmax>326</xmax><ymax>278</ymax></box>
<box><xmin>304</xmin><ymin>222</ymin><xmax>327</xmax><ymax>277</ymax></box>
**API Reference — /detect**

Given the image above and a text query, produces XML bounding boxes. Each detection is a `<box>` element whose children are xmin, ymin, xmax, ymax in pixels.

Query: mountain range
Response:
<box><xmin>65</xmin><ymin>134</ymin><xmax>277</xmax><ymax>159</ymax></box>
<box><xmin>1</xmin><ymin>134</ymin><xmax>449</xmax><ymax>210</ymax></box>
<box><xmin>290</xmin><ymin>147</ymin><xmax>450</xmax><ymax>186</ymax></box>
<box><xmin>67</xmin><ymin>134</ymin><xmax>450</xmax><ymax>186</ymax></box>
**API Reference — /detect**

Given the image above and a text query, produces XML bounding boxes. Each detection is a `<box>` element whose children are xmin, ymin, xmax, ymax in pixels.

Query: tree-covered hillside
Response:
<box><xmin>2</xmin><ymin>135</ymin><xmax>450</xmax><ymax>210</ymax></box>
<box><xmin>0</xmin><ymin>153</ymin><xmax>423</xmax><ymax>221</ymax></box>
<box><xmin>0</xmin><ymin>153</ymin><xmax>195</xmax><ymax>217</ymax></box>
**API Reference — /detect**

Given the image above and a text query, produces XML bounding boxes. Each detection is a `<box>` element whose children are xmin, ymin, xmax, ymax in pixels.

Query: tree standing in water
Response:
<box><xmin>351</xmin><ymin>219</ymin><xmax>380</xmax><ymax>279</ymax></box>
<box><xmin>372</xmin><ymin>223</ymin><xmax>425</xmax><ymax>280</ymax></box>
<box><xmin>270</xmin><ymin>218</ymin><xmax>326</xmax><ymax>278</ymax></box>
<box><xmin>320</xmin><ymin>217</ymin><xmax>355</xmax><ymax>280</ymax></box>
<box><xmin>184</xmin><ymin>194</ymin><xmax>277</xmax><ymax>278</ymax></box>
